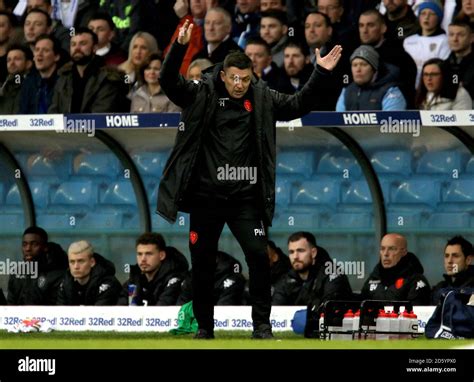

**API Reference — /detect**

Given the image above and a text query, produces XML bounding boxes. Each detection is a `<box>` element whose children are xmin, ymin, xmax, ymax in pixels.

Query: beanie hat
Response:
<box><xmin>350</xmin><ymin>45</ymin><xmax>379</xmax><ymax>71</ymax></box>
<box><xmin>417</xmin><ymin>0</ymin><xmax>443</xmax><ymax>23</ymax></box>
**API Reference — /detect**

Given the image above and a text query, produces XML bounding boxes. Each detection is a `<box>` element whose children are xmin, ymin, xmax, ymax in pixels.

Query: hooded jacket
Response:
<box><xmin>360</xmin><ymin>252</ymin><xmax>431</xmax><ymax>305</ymax></box>
<box><xmin>178</xmin><ymin>251</ymin><xmax>246</xmax><ymax>305</ymax></box>
<box><xmin>7</xmin><ymin>242</ymin><xmax>68</xmax><ymax>305</ymax></box>
<box><xmin>125</xmin><ymin>246</ymin><xmax>189</xmax><ymax>306</ymax></box>
<box><xmin>57</xmin><ymin>253</ymin><xmax>127</xmax><ymax>305</ymax></box>
<box><xmin>431</xmin><ymin>265</ymin><xmax>474</xmax><ymax>304</ymax></box>
<box><xmin>157</xmin><ymin>41</ymin><xmax>332</xmax><ymax>226</ymax></box>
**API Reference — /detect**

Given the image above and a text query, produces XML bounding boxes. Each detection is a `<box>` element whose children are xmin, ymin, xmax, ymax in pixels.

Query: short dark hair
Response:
<box><xmin>287</xmin><ymin>231</ymin><xmax>317</xmax><ymax>248</ymax></box>
<box><xmin>7</xmin><ymin>43</ymin><xmax>33</xmax><ymax>61</ymax></box>
<box><xmin>23</xmin><ymin>226</ymin><xmax>48</xmax><ymax>243</ymax></box>
<box><xmin>34</xmin><ymin>34</ymin><xmax>62</xmax><ymax>55</ymax></box>
<box><xmin>445</xmin><ymin>236</ymin><xmax>473</xmax><ymax>258</ymax></box>
<box><xmin>72</xmin><ymin>27</ymin><xmax>99</xmax><ymax>45</ymax></box>
<box><xmin>223</xmin><ymin>50</ymin><xmax>252</xmax><ymax>70</ymax></box>
<box><xmin>305</xmin><ymin>10</ymin><xmax>332</xmax><ymax>27</ymax></box>
<box><xmin>284</xmin><ymin>39</ymin><xmax>310</xmax><ymax>57</ymax></box>
<box><xmin>25</xmin><ymin>8</ymin><xmax>52</xmax><ymax>27</ymax></box>
<box><xmin>245</xmin><ymin>36</ymin><xmax>271</xmax><ymax>56</ymax></box>
<box><xmin>360</xmin><ymin>9</ymin><xmax>385</xmax><ymax>25</ymax></box>
<box><xmin>449</xmin><ymin>20</ymin><xmax>473</xmax><ymax>33</ymax></box>
<box><xmin>136</xmin><ymin>232</ymin><xmax>166</xmax><ymax>251</ymax></box>
<box><xmin>138</xmin><ymin>52</ymin><xmax>163</xmax><ymax>85</ymax></box>
<box><xmin>88</xmin><ymin>11</ymin><xmax>115</xmax><ymax>31</ymax></box>
<box><xmin>261</xmin><ymin>10</ymin><xmax>288</xmax><ymax>25</ymax></box>
<box><xmin>0</xmin><ymin>10</ymin><xmax>17</xmax><ymax>28</ymax></box>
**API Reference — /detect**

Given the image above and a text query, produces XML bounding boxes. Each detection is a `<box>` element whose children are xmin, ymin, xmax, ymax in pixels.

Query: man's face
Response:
<box><xmin>260</xmin><ymin>0</ymin><xmax>284</xmax><ymax>12</ymax></box>
<box><xmin>448</xmin><ymin>25</ymin><xmax>473</xmax><ymax>54</ymax></box>
<box><xmin>204</xmin><ymin>10</ymin><xmax>231</xmax><ymax>44</ymax></box>
<box><xmin>317</xmin><ymin>0</ymin><xmax>343</xmax><ymax>24</ymax></box>
<box><xmin>27</xmin><ymin>0</ymin><xmax>51</xmax><ymax>12</ymax></box>
<box><xmin>220</xmin><ymin>66</ymin><xmax>252</xmax><ymax>98</ymax></box>
<box><xmin>379</xmin><ymin>234</ymin><xmax>407</xmax><ymax>269</ymax></box>
<box><xmin>136</xmin><ymin>244</ymin><xmax>165</xmax><ymax>275</ymax></box>
<box><xmin>351</xmin><ymin>58</ymin><xmax>375</xmax><ymax>85</ymax></box>
<box><xmin>34</xmin><ymin>38</ymin><xmax>58</xmax><ymax>72</ymax></box>
<box><xmin>22</xmin><ymin>233</ymin><xmax>47</xmax><ymax>262</ymax></box>
<box><xmin>70</xmin><ymin>33</ymin><xmax>95</xmax><ymax>64</ymax></box>
<box><xmin>284</xmin><ymin>46</ymin><xmax>307</xmax><ymax>76</ymax></box>
<box><xmin>444</xmin><ymin>244</ymin><xmax>472</xmax><ymax>276</ymax></box>
<box><xmin>288</xmin><ymin>238</ymin><xmax>316</xmax><ymax>273</ymax></box>
<box><xmin>237</xmin><ymin>0</ymin><xmax>259</xmax><ymax>14</ymax></box>
<box><xmin>7</xmin><ymin>49</ymin><xmax>29</xmax><ymax>75</ymax></box>
<box><xmin>245</xmin><ymin>43</ymin><xmax>272</xmax><ymax>75</ymax></box>
<box><xmin>0</xmin><ymin>15</ymin><xmax>12</xmax><ymax>44</ymax></box>
<box><xmin>88</xmin><ymin>19</ymin><xmax>114</xmax><ymax>49</ymax></box>
<box><xmin>383</xmin><ymin>0</ymin><xmax>406</xmax><ymax>14</ymax></box>
<box><xmin>24</xmin><ymin>12</ymin><xmax>50</xmax><ymax>43</ymax></box>
<box><xmin>260</xmin><ymin>16</ymin><xmax>287</xmax><ymax>45</ymax></box>
<box><xmin>463</xmin><ymin>0</ymin><xmax>474</xmax><ymax>17</ymax></box>
<box><xmin>69</xmin><ymin>252</ymin><xmax>95</xmax><ymax>281</ymax></box>
<box><xmin>305</xmin><ymin>13</ymin><xmax>332</xmax><ymax>47</ymax></box>
<box><xmin>190</xmin><ymin>0</ymin><xmax>207</xmax><ymax>19</ymax></box>
<box><xmin>359</xmin><ymin>14</ymin><xmax>386</xmax><ymax>45</ymax></box>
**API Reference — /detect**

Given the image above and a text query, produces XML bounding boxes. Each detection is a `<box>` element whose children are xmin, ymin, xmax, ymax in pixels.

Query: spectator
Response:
<box><xmin>49</xmin><ymin>27</ymin><xmax>129</xmax><ymax>113</ymax></box>
<box><xmin>232</xmin><ymin>0</ymin><xmax>261</xmax><ymax>48</ymax></box>
<box><xmin>403</xmin><ymin>0</ymin><xmax>451</xmax><ymax>86</ymax></box>
<box><xmin>445</xmin><ymin>20</ymin><xmax>474</xmax><ymax>101</ymax></box>
<box><xmin>260</xmin><ymin>0</ymin><xmax>286</xmax><ymax>12</ymax></box>
<box><xmin>7</xmin><ymin>226</ymin><xmax>68</xmax><ymax>305</ymax></box>
<box><xmin>259</xmin><ymin>10</ymin><xmax>289</xmax><ymax>67</ymax></box>
<box><xmin>87</xmin><ymin>11</ymin><xmax>127</xmax><ymax>67</ymax></box>
<box><xmin>272</xmin><ymin>232</ymin><xmax>352</xmax><ymax>307</ymax></box>
<box><xmin>19</xmin><ymin>34</ymin><xmax>60</xmax><ymax>114</ymax></box>
<box><xmin>359</xmin><ymin>9</ymin><xmax>417</xmax><ymax>107</ymax></box>
<box><xmin>193</xmin><ymin>7</ymin><xmax>242</xmax><ymax>64</ymax></box>
<box><xmin>124</xmin><ymin>233</ymin><xmax>189</xmax><ymax>306</ymax></box>
<box><xmin>267</xmin><ymin>240</ymin><xmax>291</xmax><ymax>287</ymax></box>
<box><xmin>279</xmin><ymin>40</ymin><xmax>313</xmax><ymax>94</ymax></box>
<box><xmin>454</xmin><ymin>0</ymin><xmax>474</xmax><ymax>24</ymax></box>
<box><xmin>415</xmin><ymin>57</ymin><xmax>472</xmax><ymax>109</ymax></box>
<box><xmin>336</xmin><ymin>45</ymin><xmax>407</xmax><ymax>111</ymax></box>
<box><xmin>431</xmin><ymin>236</ymin><xmax>474</xmax><ymax>304</ymax></box>
<box><xmin>186</xmin><ymin>57</ymin><xmax>212</xmax><ymax>80</ymax></box>
<box><xmin>130</xmin><ymin>53</ymin><xmax>180</xmax><ymax>113</ymax></box>
<box><xmin>0</xmin><ymin>11</ymin><xmax>15</xmax><ymax>83</ymax></box>
<box><xmin>360</xmin><ymin>233</ymin><xmax>431</xmax><ymax>305</ymax></box>
<box><xmin>178</xmin><ymin>251</ymin><xmax>246</xmax><ymax>305</ymax></box>
<box><xmin>57</xmin><ymin>240</ymin><xmax>127</xmax><ymax>305</ymax></box>
<box><xmin>118</xmin><ymin>31</ymin><xmax>159</xmax><ymax>87</ymax></box>
<box><xmin>383</xmin><ymin>0</ymin><xmax>420</xmax><ymax>41</ymax></box>
<box><xmin>244</xmin><ymin>36</ymin><xmax>285</xmax><ymax>90</ymax></box>
<box><xmin>23</xmin><ymin>8</ymin><xmax>52</xmax><ymax>49</ymax></box>
<box><xmin>0</xmin><ymin>44</ymin><xmax>32</xmax><ymax>114</ymax></box>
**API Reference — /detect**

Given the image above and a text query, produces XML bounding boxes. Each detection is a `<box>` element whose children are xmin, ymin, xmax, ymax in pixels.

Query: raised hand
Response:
<box><xmin>177</xmin><ymin>19</ymin><xmax>193</xmax><ymax>45</ymax></box>
<box><xmin>316</xmin><ymin>45</ymin><xmax>343</xmax><ymax>72</ymax></box>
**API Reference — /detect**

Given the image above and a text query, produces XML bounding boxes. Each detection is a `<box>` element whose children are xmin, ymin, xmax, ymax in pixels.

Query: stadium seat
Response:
<box><xmin>466</xmin><ymin>157</ymin><xmax>474</xmax><ymax>173</ymax></box>
<box><xmin>78</xmin><ymin>212</ymin><xmax>123</xmax><ymax>230</ymax></box>
<box><xmin>73</xmin><ymin>152</ymin><xmax>121</xmax><ymax>178</ymax></box>
<box><xmin>427</xmin><ymin>213</ymin><xmax>470</xmax><ymax>229</ymax></box>
<box><xmin>0</xmin><ymin>213</ymin><xmax>24</xmax><ymax>231</ymax></box>
<box><xmin>443</xmin><ymin>180</ymin><xmax>474</xmax><ymax>203</ymax></box>
<box><xmin>416</xmin><ymin>151</ymin><xmax>462</xmax><ymax>175</ymax></box>
<box><xmin>36</xmin><ymin>213</ymin><xmax>78</xmax><ymax>230</ymax></box>
<box><xmin>132</xmin><ymin>151</ymin><xmax>170</xmax><ymax>177</ymax></box>
<box><xmin>275</xmin><ymin>176</ymin><xmax>292</xmax><ymax>207</ymax></box>
<box><xmin>390</xmin><ymin>179</ymin><xmax>440</xmax><ymax>208</ymax></box>
<box><xmin>6</xmin><ymin>182</ymin><xmax>49</xmax><ymax>209</ymax></box>
<box><xmin>101</xmin><ymin>181</ymin><xmax>136</xmax><ymax>205</ymax></box>
<box><xmin>272</xmin><ymin>210</ymin><xmax>319</xmax><ymax>229</ymax></box>
<box><xmin>51</xmin><ymin>181</ymin><xmax>97</xmax><ymax>207</ymax></box>
<box><xmin>276</xmin><ymin>150</ymin><xmax>316</xmax><ymax>177</ymax></box>
<box><xmin>26</xmin><ymin>153</ymin><xmax>71</xmax><ymax>178</ymax></box>
<box><xmin>370</xmin><ymin>150</ymin><xmax>411</xmax><ymax>175</ymax></box>
<box><xmin>291</xmin><ymin>179</ymin><xmax>340</xmax><ymax>206</ymax></box>
<box><xmin>327</xmin><ymin>212</ymin><xmax>372</xmax><ymax>229</ymax></box>
<box><xmin>317</xmin><ymin>152</ymin><xmax>362</xmax><ymax>178</ymax></box>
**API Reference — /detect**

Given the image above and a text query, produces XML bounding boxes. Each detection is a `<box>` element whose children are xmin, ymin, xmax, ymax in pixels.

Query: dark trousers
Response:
<box><xmin>189</xmin><ymin>198</ymin><xmax>271</xmax><ymax>331</ymax></box>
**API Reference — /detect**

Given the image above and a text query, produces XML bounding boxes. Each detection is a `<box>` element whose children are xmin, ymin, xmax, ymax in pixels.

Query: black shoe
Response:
<box><xmin>194</xmin><ymin>329</ymin><xmax>215</xmax><ymax>339</ymax></box>
<box><xmin>251</xmin><ymin>325</ymin><xmax>274</xmax><ymax>339</ymax></box>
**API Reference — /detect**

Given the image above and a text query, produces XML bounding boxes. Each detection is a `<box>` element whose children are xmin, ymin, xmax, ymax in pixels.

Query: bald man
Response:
<box><xmin>57</xmin><ymin>240</ymin><xmax>126</xmax><ymax>305</ymax></box>
<box><xmin>360</xmin><ymin>233</ymin><xmax>430</xmax><ymax>305</ymax></box>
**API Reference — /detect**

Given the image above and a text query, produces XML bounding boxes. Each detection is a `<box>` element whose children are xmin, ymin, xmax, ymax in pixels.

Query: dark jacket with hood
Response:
<box><xmin>57</xmin><ymin>253</ymin><xmax>127</xmax><ymax>305</ymax></box>
<box><xmin>125</xmin><ymin>246</ymin><xmax>189</xmax><ymax>306</ymax></box>
<box><xmin>19</xmin><ymin>69</ymin><xmax>59</xmax><ymax>114</ymax></box>
<box><xmin>360</xmin><ymin>252</ymin><xmax>431</xmax><ymax>305</ymax></box>
<box><xmin>431</xmin><ymin>265</ymin><xmax>474</xmax><ymax>305</ymax></box>
<box><xmin>272</xmin><ymin>246</ymin><xmax>353</xmax><ymax>306</ymax></box>
<box><xmin>157</xmin><ymin>41</ymin><xmax>332</xmax><ymax>226</ymax></box>
<box><xmin>7</xmin><ymin>242</ymin><xmax>68</xmax><ymax>305</ymax></box>
<box><xmin>177</xmin><ymin>251</ymin><xmax>245</xmax><ymax>305</ymax></box>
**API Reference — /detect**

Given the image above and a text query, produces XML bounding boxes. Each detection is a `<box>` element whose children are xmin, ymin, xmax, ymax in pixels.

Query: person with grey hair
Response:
<box><xmin>57</xmin><ymin>240</ymin><xmax>126</xmax><ymax>305</ymax></box>
<box><xmin>187</xmin><ymin>58</ymin><xmax>213</xmax><ymax>80</ymax></box>
<box><xmin>336</xmin><ymin>44</ymin><xmax>407</xmax><ymax>111</ymax></box>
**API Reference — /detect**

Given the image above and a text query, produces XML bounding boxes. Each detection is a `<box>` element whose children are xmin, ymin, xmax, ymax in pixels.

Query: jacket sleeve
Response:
<box><xmin>94</xmin><ymin>277</ymin><xmax>127</xmax><ymax>306</ymax></box>
<box><xmin>216</xmin><ymin>274</ymin><xmax>245</xmax><ymax>305</ymax></box>
<box><xmin>272</xmin><ymin>277</ymin><xmax>291</xmax><ymax>305</ymax></box>
<box><xmin>56</xmin><ymin>279</ymin><xmax>66</xmax><ymax>305</ymax></box>
<box><xmin>155</xmin><ymin>275</ymin><xmax>183</xmax><ymax>305</ymax></box>
<box><xmin>48</xmin><ymin>81</ymin><xmax>61</xmax><ymax>113</ymax></box>
<box><xmin>271</xmin><ymin>64</ymin><xmax>332</xmax><ymax>121</ymax></box>
<box><xmin>90</xmin><ymin>79</ymin><xmax>128</xmax><ymax>113</ymax></box>
<box><xmin>160</xmin><ymin>41</ymin><xmax>199</xmax><ymax>108</ymax></box>
<box><xmin>407</xmin><ymin>274</ymin><xmax>431</xmax><ymax>306</ymax></box>
<box><xmin>7</xmin><ymin>275</ymin><xmax>19</xmax><ymax>305</ymax></box>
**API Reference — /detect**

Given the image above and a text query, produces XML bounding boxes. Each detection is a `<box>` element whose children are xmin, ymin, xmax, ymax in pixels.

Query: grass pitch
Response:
<box><xmin>0</xmin><ymin>331</ymin><xmax>472</xmax><ymax>349</ymax></box>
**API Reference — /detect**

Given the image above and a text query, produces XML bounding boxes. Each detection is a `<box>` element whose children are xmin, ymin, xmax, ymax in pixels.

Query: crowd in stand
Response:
<box><xmin>0</xmin><ymin>0</ymin><xmax>472</xmax><ymax>114</ymax></box>
<box><xmin>1</xmin><ymin>227</ymin><xmax>472</xmax><ymax>309</ymax></box>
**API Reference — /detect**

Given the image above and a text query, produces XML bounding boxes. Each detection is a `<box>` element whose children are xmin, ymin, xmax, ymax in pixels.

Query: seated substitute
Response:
<box><xmin>125</xmin><ymin>233</ymin><xmax>189</xmax><ymax>306</ymax></box>
<box><xmin>57</xmin><ymin>241</ymin><xmax>127</xmax><ymax>305</ymax></box>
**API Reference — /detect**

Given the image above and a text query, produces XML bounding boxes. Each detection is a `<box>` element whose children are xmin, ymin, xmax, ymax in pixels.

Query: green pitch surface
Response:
<box><xmin>0</xmin><ymin>331</ymin><xmax>472</xmax><ymax>349</ymax></box>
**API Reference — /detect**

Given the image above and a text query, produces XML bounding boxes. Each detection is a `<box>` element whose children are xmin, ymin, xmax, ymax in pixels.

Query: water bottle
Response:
<box><xmin>398</xmin><ymin>311</ymin><xmax>411</xmax><ymax>339</ymax></box>
<box><xmin>128</xmin><ymin>283</ymin><xmax>137</xmax><ymax>306</ymax></box>
<box><xmin>375</xmin><ymin>310</ymin><xmax>390</xmax><ymax>340</ymax></box>
<box><xmin>408</xmin><ymin>311</ymin><xmax>419</xmax><ymax>334</ymax></box>
<box><xmin>353</xmin><ymin>309</ymin><xmax>361</xmax><ymax>336</ymax></box>
<box><xmin>319</xmin><ymin>313</ymin><xmax>326</xmax><ymax>339</ymax></box>
<box><xmin>341</xmin><ymin>309</ymin><xmax>354</xmax><ymax>340</ymax></box>
<box><xmin>388</xmin><ymin>311</ymin><xmax>400</xmax><ymax>339</ymax></box>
